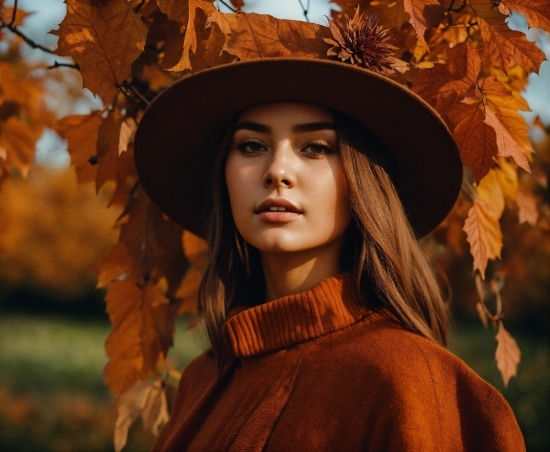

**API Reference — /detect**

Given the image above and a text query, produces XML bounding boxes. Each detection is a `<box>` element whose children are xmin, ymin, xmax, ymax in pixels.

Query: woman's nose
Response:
<box><xmin>262</xmin><ymin>141</ymin><xmax>296</xmax><ymax>189</ymax></box>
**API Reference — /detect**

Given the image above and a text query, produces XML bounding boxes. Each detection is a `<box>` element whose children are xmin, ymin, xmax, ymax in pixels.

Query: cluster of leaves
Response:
<box><xmin>1</xmin><ymin>0</ymin><xmax>549</xmax><ymax>448</ymax></box>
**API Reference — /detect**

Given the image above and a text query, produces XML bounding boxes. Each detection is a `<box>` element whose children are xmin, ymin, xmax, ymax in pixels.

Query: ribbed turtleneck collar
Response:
<box><xmin>222</xmin><ymin>273</ymin><xmax>369</xmax><ymax>358</ymax></box>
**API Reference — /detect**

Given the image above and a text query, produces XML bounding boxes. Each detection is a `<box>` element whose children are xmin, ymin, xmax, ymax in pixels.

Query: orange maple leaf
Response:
<box><xmin>412</xmin><ymin>41</ymin><xmax>480</xmax><ymax>115</ymax></box>
<box><xmin>52</xmin><ymin>0</ymin><xmax>148</xmax><ymax>101</ymax></box>
<box><xmin>104</xmin><ymin>279</ymin><xmax>174</xmax><ymax>397</ymax></box>
<box><xmin>463</xmin><ymin>198</ymin><xmax>503</xmax><ymax>279</ymax></box>
<box><xmin>447</xmin><ymin>101</ymin><xmax>498</xmax><ymax>182</ymax></box>
<box><xmin>499</xmin><ymin>0</ymin><xmax>550</xmax><ymax>33</ymax></box>
<box><xmin>157</xmin><ymin>0</ymin><xmax>217</xmax><ymax>72</ymax></box>
<box><xmin>469</xmin><ymin>0</ymin><xmax>546</xmax><ymax>73</ymax></box>
<box><xmin>516</xmin><ymin>188</ymin><xmax>539</xmax><ymax>226</ymax></box>
<box><xmin>55</xmin><ymin>112</ymin><xmax>103</xmax><ymax>184</ymax></box>
<box><xmin>403</xmin><ymin>0</ymin><xmax>442</xmax><ymax>50</ymax></box>
<box><xmin>208</xmin><ymin>11</ymin><xmax>331</xmax><ymax>61</ymax></box>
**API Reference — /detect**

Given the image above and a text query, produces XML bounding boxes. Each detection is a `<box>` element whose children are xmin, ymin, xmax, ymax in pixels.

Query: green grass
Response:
<box><xmin>0</xmin><ymin>314</ymin><xmax>548</xmax><ymax>451</ymax></box>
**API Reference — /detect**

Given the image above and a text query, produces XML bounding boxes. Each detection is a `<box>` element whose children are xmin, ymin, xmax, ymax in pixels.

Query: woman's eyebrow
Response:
<box><xmin>234</xmin><ymin>121</ymin><xmax>270</xmax><ymax>133</ymax></box>
<box><xmin>293</xmin><ymin>121</ymin><xmax>337</xmax><ymax>133</ymax></box>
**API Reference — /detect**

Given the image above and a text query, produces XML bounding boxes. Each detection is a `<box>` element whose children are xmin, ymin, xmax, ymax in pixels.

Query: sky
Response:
<box><xmin>3</xmin><ymin>0</ymin><xmax>550</xmax><ymax>165</ymax></box>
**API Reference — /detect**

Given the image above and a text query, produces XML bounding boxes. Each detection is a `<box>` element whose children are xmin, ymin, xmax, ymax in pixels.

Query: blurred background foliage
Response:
<box><xmin>0</xmin><ymin>0</ymin><xmax>549</xmax><ymax>451</ymax></box>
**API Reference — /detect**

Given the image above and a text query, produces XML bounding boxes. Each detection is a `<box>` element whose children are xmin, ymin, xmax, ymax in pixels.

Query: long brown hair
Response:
<box><xmin>198</xmin><ymin>110</ymin><xmax>448</xmax><ymax>363</ymax></box>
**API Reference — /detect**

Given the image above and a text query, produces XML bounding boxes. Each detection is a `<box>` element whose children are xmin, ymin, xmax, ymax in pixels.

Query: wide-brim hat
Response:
<box><xmin>134</xmin><ymin>58</ymin><xmax>462</xmax><ymax>238</ymax></box>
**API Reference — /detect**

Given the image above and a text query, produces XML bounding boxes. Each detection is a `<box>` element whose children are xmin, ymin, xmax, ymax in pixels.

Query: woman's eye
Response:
<box><xmin>303</xmin><ymin>142</ymin><xmax>333</xmax><ymax>158</ymax></box>
<box><xmin>237</xmin><ymin>140</ymin><xmax>267</xmax><ymax>155</ymax></box>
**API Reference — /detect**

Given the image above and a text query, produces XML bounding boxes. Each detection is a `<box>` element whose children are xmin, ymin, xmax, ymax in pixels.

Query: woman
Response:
<box><xmin>134</xmin><ymin>58</ymin><xmax>525</xmax><ymax>451</ymax></box>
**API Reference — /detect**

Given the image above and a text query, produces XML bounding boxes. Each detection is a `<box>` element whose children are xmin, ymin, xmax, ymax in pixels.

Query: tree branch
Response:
<box><xmin>47</xmin><ymin>61</ymin><xmax>80</xmax><ymax>70</ymax></box>
<box><xmin>10</xmin><ymin>0</ymin><xmax>19</xmax><ymax>26</ymax></box>
<box><xmin>0</xmin><ymin>17</ymin><xmax>55</xmax><ymax>54</ymax></box>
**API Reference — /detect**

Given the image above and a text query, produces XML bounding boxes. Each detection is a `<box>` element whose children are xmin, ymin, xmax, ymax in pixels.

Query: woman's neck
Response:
<box><xmin>260</xmin><ymin>237</ymin><xmax>345</xmax><ymax>301</ymax></box>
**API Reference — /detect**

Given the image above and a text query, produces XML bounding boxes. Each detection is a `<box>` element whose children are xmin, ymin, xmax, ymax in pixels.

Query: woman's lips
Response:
<box><xmin>255</xmin><ymin>198</ymin><xmax>301</xmax><ymax>222</ymax></box>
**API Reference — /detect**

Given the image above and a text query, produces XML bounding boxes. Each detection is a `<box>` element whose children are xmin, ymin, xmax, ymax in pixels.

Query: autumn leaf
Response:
<box><xmin>516</xmin><ymin>188</ymin><xmax>538</xmax><ymax>226</ymax></box>
<box><xmin>104</xmin><ymin>278</ymin><xmax>174</xmax><ymax>396</ymax></box>
<box><xmin>114</xmin><ymin>379</ymin><xmax>170</xmax><ymax>452</ymax></box>
<box><xmin>402</xmin><ymin>0</ymin><xmax>442</xmax><ymax>50</ymax></box>
<box><xmin>476</xmin><ymin>169</ymin><xmax>505</xmax><ymax>219</ymax></box>
<box><xmin>0</xmin><ymin>117</ymin><xmax>41</xmax><ymax>175</ymax></box>
<box><xmin>463</xmin><ymin>198</ymin><xmax>503</xmax><ymax>279</ymax></box>
<box><xmin>55</xmin><ymin>112</ymin><xmax>103</xmax><ymax>184</ymax></box>
<box><xmin>157</xmin><ymin>0</ymin><xmax>217</xmax><ymax>72</ymax></box>
<box><xmin>484</xmin><ymin>106</ymin><xmax>531</xmax><ymax>174</ymax></box>
<box><xmin>208</xmin><ymin>11</ymin><xmax>332</xmax><ymax>61</ymax></box>
<box><xmin>52</xmin><ymin>0</ymin><xmax>148</xmax><ymax>101</ymax></box>
<box><xmin>499</xmin><ymin>0</ymin><xmax>550</xmax><ymax>33</ymax></box>
<box><xmin>412</xmin><ymin>41</ymin><xmax>480</xmax><ymax>115</ymax></box>
<box><xmin>495</xmin><ymin>321</ymin><xmax>521</xmax><ymax>387</ymax></box>
<box><xmin>97</xmin><ymin>241</ymin><xmax>137</xmax><ymax>288</ymax></box>
<box><xmin>175</xmin><ymin>230</ymin><xmax>207</xmax><ymax>313</ymax></box>
<box><xmin>447</xmin><ymin>101</ymin><xmax>498</xmax><ymax>182</ymax></box>
<box><xmin>469</xmin><ymin>0</ymin><xmax>546</xmax><ymax>73</ymax></box>
<box><xmin>96</xmin><ymin>109</ymin><xmax>124</xmax><ymax>191</ymax></box>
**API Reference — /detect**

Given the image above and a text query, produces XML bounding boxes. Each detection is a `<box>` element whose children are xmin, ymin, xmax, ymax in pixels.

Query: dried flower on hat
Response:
<box><xmin>325</xmin><ymin>9</ymin><xmax>396</xmax><ymax>72</ymax></box>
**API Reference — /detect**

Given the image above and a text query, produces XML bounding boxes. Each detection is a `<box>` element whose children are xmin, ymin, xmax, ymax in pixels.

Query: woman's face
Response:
<box><xmin>225</xmin><ymin>102</ymin><xmax>352</xmax><ymax>255</ymax></box>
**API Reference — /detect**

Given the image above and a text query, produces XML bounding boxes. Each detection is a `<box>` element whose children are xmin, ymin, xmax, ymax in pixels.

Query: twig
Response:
<box><xmin>297</xmin><ymin>0</ymin><xmax>310</xmax><ymax>22</ymax></box>
<box><xmin>47</xmin><ymin>61</ymin><xmax>80</xmax><ymax>70</ymax></box>
<box><xmin>10</xmin><ymin>0</ymin><xmax>18</xmax><ymax>26</ymax></box>
<box><xmin>0</xmin><ymin>18</ymin><xmax>55</xmax><ymax>54</ymax></box>
<box><xmin>217</xmin><ymin>0</ymin><xmax>236</xmax><ymax>12</ymax></box>
<box><xmin>121</xmin><ymin>81</ymin><xmax>151</xmax><ymax>107</ymax></box>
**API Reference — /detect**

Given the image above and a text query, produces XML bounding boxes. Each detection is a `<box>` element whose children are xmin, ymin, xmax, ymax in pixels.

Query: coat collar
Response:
<box><xmin>222</xmin><ymin>273</ymin><xmax>369</xmax><ymax>358</ymax></box>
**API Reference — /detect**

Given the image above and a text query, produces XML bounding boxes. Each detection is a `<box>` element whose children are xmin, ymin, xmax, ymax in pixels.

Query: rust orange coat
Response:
<box><xmin>153</xmin><ymin>274</ymin><xmax>525</xmax><ymax>451</ymax></box>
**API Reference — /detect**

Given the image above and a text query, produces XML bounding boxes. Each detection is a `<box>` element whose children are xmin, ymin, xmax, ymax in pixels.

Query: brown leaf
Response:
<box><xmin>463</xmin><ymin>198</ymin><xmax>503</xmax><ymax>279</ymax></box>
<box><xmin>104</xmin><ymin>279</ymin><xmax>174</xmax><ymax>396</ymax></box>
<box><xmin>447</xmin><ymin>101</ymin><xmax>498</xmax><ymax>182</ymax></box>
<box><xmin>157</xmin><ymin>0</ymin><xmax>217</xmax><ymax>72</ymax></box>
<box><xmin>500</xmin><ymin>0</ymin><xmax>550</xmax><ymax>34</ymax></box>
<box><xmin>0</xmin><ymin>117</ymin><xmax>41</xmax><ymax>175</ymax></box>
<box><xmin>412</xmin><ymin>42</ymin><xmax>480</xmax><ymax>115</ymax></box>
<box><xmin>55</xmin><ymin>112</ymin><xmax>103</xmax><ymax>184</ymax></box>
<box><xmin>403</xmin><ymin>0</ymin><xmax>442</xmax><ymax>49</ymax></box>
<box><xmin>52</xmin><ymin>0</ymin><xmax>148</xmax><ymax>101</ymax></box>
<box><xmin>516</xmin><ymin>188</ymin><xmax>538</xmax><ymax>226</ymax></box>
<box><xmin>484</xmin><ymin>106</ymin><xmax>531</xmax><ymax>174</ymax></box>
<box><xmin>96</xmin><ymin>110</ymin><xmax>124</xmax><ymax>191</ymax></box>
<box><xmin>495</xmin><ymin>321</ymin><xmax>521</xmax><ymax>387</ymax></box>
<box><xmin>175</xmin><ymin>230</ymin><xmax>207</xmax><ymax>313</ymax></box>
<box><xmin>469</xmin><ymin>0</ymin><xmax>546</xmax><ymax>73</ymax></box>
<box><xmin>208</xmin><ymin>11</ymin><xmax>332</xmax><ymax>61</ymax></box>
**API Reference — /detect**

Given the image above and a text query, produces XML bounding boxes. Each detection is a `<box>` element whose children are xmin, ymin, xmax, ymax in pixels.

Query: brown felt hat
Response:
<box><xmin>134</xmin><ymin>58</ymin><xmax>462</xmax><ymax>238</ymax></box>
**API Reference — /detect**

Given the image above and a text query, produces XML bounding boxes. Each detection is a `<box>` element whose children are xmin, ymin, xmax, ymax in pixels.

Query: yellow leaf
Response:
<box><xmin>494</xmin><ymin>158</ymin><xmax>519</xmax><ymax>204</ymax></box>
<box><xmin>516</xmin><ymin>188</ymin><xmax>538</xmax><ymax>226</ymax></box>
<box><xmin>52</xmin><ymin>0</ymin><xmax>148</xmax><ymax>101</ymax></box>
<box><xmin>476</xmin><ymin>169</ymin><xmax>505</xmax><ymax>219</ymax></box>
<box><xmin>141</xmin><ymin>380</ymin><xmax>170</xmax><ymax>435</ymax></box>
<box><xmin>495</xmin><ymin>321</ymin><xmax>521</xmax><ymax>387</ymax></box>
<box><xmin>463</xmin><ymin>198</ymin><xmax>503</xmax><ymax>279</ymax></box>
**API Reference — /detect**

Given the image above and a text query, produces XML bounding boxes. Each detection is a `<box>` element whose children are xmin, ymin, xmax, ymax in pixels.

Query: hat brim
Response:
<box><xmin>134</xmin><ymin>58</ymin><xmax>462</xmax><ymax>238</ymax></box>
